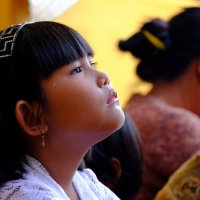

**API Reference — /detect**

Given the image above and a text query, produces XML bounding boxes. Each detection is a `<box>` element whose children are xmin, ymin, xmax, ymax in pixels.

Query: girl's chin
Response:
<box><xmin>107</xmin><ymin>111</ymin><xmax>125</xmax><ymax>134</ymax></box>
<box><xmin>114</xmin><ymin>108</ymin><xmax>125</xmax><ymax>127</ymax></box>
<box><xmin>115</xmin><ymin>113</ymin><xmax>125</xmax><ymax>130</ymax></box>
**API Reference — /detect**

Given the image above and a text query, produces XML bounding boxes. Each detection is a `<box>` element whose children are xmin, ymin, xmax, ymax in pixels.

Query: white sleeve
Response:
<box><xmin>79</xmin><ymin>168</ymin><xmax>121</xmax><ymax>200</ymax></box>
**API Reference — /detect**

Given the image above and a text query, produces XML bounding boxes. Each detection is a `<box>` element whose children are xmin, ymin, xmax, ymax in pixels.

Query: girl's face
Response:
<box><xmin>41</xmin><ymin>55</ymin><xmax>124</xmax><ymax>146</ymax></box>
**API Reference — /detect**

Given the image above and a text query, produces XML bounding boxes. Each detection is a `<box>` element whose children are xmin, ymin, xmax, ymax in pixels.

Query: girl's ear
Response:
<box><xmin>111</xmin><ymin>157</ymin><xmax>122</xmax><ymax>179</ymax></box>
<box><xmin>15</xmin><ymin>100</ymin><xmax>48</xmax><ymax>136</ymax></box>
<box><xmin>106</xmin><ymin>157</ymin><xmax>122</xmax><ymax>188</ymax></box>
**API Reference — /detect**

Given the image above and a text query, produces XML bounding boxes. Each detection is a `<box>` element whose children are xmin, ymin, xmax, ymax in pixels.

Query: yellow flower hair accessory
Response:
<box><xmin>143</xmin><ymin>30</ymin><xmax>166</xmax><ymax>50</ymax></box>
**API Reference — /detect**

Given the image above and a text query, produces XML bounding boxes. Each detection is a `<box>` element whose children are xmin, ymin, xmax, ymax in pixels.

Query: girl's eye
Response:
<box><xmin>90</xmin><ymin>62</ymin><xmax>97</xmax><ymax>69</ymax></box>
<box><xmin>71</xmin><ymin>66</ymin><xmax>82</xmax><ymax>74</ymax></box>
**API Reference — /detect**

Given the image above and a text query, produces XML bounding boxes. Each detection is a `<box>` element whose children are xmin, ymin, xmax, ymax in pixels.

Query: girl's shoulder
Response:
<box><xmin>0</xmin><ymin>156</ymin><xmax>68</xmax><ymax>200</ymax></box>
<box><xmin>0</xmin><ymin>178</ymin><xmax>62</xmax><ymax>200</ymax></box>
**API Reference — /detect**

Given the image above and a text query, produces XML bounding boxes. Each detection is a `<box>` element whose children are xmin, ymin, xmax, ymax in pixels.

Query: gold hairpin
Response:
<box><xmin>143</xmin><ymin>30</ymin><xmax>166</xmax><ymax>50</ymax></box>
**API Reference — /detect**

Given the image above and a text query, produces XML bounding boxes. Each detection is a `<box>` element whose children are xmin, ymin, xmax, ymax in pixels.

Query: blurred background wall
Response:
<box><xmin>0</xmin><ymin>0</ymin><xmax>199</xmax><ymax>106</ymax></box>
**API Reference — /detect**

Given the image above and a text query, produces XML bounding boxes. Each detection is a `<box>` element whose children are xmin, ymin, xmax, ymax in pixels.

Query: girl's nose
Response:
<box><xmin>97</xmin><ymin>71</ymin><xmax>110</xmax><ymax>88</ymax></box>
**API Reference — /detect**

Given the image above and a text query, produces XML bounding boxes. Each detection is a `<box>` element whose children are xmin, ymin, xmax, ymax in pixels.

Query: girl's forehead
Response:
<box><xmin>71</xmin><ymin>55</ymin><xmax>93</xmax><ymax>64</ymax></box>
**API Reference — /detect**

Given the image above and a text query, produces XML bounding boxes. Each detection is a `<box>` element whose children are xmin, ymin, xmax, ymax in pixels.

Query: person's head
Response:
<box><xmin>0</xmin><ymin>22</ymin><xmax>124</xmax><ymax>185</ymax></box>
<box><xmin>118</xmin><ymin>7</ymin><xmax>200</xmax><ymax>83</ymax></box>
<box><xmin>84</xmin><ymin>112</ymin><xmax>143</xmax><ymax>200</ymax></box>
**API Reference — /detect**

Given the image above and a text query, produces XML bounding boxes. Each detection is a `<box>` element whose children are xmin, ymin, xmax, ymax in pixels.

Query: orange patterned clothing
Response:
<box><xmin>125</xmin><ymin>94</ymin><xmax>200</xmax><ymax>200</ymax></box>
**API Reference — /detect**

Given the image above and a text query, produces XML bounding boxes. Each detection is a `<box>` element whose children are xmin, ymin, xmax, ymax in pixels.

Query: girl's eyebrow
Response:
<box><xmin>88</xmin><ymin>53</ymin><xmax>94</xmax><ymax>57</ymax></box>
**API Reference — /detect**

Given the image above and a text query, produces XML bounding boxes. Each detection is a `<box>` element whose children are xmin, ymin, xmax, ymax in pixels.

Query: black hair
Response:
<box><xmin>84</xmin><ymin>113</ymin><xmax>143</xmax><ymax>200</ymax></box>
<box><xmin>118</xmin><ymin>7</ymin><xmax>200</xmax><ymax>82</ymax></box>
<box><xmin>0</xmin><ymin>21</ymin><xmax>93</xmax><ymax>186</ymax></box>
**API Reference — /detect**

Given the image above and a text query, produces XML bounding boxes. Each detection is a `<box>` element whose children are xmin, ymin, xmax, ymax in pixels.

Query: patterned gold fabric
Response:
<box><xmin>155</xmin><ymin>152</ymin><xmax>200</xmax><ymax>200</ymax></box>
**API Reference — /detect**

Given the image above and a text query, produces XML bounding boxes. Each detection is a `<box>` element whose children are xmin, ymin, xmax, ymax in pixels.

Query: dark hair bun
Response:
<box><xmin>118</xmin><ymin>7</ymin><xmax>200</xmax><ymax>82</ymax></box>
<box><xmin>118</xmin><ymin>18</ymin><xmax>170</xmax><ymax>60</ymax></box>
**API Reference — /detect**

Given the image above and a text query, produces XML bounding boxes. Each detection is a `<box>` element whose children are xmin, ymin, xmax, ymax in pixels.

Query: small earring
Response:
<box><xmin>38</xmin><ymin>125</ymin><xmax>46</xmax><ymax>147</ymax></box>
<box><xmin>41</xmin><ymin>134</ymin><xmax>46</xmax><ymax>147</ymax></box>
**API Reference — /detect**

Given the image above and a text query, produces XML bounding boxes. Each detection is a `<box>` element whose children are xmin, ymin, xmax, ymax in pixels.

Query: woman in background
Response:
<box><xmin>119</xmin><ymin>7</ymin><xmax>200</xmax><ymax>200</ymax></box>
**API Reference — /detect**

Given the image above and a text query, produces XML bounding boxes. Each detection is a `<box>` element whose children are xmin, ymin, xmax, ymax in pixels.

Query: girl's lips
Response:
<box><xmin>107</xmin><ymin>90</ymin><xmax>119</xmax><ymax>105</ymax></box>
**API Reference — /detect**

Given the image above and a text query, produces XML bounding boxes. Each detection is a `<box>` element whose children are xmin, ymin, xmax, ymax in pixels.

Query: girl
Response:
<box><xmin>0</xmin><ymin>21</ymin><xmax>125</xmax><ymax>199</ymax></box>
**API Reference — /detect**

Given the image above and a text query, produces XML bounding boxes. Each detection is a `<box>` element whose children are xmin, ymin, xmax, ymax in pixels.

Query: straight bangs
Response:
<box><xmin>15</xmin><ymin>21</ymin><xmax>94</xmax><ymax>78</ymax></box>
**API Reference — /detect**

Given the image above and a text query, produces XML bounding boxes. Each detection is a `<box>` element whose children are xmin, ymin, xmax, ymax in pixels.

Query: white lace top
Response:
<box><xmin>0</xmin><ymin>156</ymin><xmax>120</xmax><ymax>200</ymax></box>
